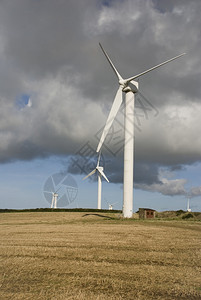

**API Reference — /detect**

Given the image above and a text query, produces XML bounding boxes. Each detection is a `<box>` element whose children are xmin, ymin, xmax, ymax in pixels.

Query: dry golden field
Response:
<box><xmin>0</xmin><ymin>211</ymin><xmax>201</xmax><ymax>300</ymax></box>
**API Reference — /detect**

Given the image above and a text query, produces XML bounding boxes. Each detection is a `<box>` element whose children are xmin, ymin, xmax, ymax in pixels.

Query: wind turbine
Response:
<box><xmin>51</xmin><ymin>192</ymin><xmax>59</xmax><ymax>208</ymax></box>
<box><xmin>47</xmin><ymin>187</ymin><xmax>61</xmax><ymax>208</ymax></box>
<box><xmin>108</xmin><ymin>201</ymin><xmax>118</xmax><ymax>210</ymax></box>
<box><xmin>83</xmin><ymin>153</ymin><xmax>109</xmax><ymax>209</ymax></box>
<box><xmin>104</xmin><ymin>197</ymin><xmax>118</xmax><ymax>210</ymax></box>
<box><xmin>187</xmin><ymin>197</ymin><xmax>192</xmax><ymax>212</ymax></box>
<box><xmin>97</xmin><ymin>43</ymin><xmax>185</xmax><ymax>218</ymax></box>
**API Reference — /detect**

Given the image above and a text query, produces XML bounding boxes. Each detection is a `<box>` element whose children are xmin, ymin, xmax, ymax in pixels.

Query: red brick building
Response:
<box><xmin>139</xmin><ymin>208</ymin><xmax>156</xmax><ymax>219</ymax></box>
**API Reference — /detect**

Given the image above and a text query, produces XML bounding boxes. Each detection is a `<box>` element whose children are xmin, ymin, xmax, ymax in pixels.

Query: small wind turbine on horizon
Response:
<box><xmin>46</xmin><ymin>187</ymin><xmax>61</xmax><ymax>209</ymax></box>
<box><xmin>51</xmin><ymin>192</ymin><xmax>59</xmax><ymax>209</ymax></box>
<box><xmin>105</xmin><ymin>198</ymin><xmax>118</xmax><ymax>210</ymax></box>
<box><xmin>97</xmin><ymin>43</ymin><xmax>185</xmax><ymax>218</ymax></box>
<box><xmin>186</xmin><ymin>196</ymin><xmax>192</xmax><ymax>212</ymax></box>
<box><xmin>83</xmin><ymin>153</ymin><xmax>109</xmax><ymax>209</ymax></box>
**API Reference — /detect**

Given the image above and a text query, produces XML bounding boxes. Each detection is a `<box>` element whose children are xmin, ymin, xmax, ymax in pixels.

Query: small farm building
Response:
<box><xmin>139</xmin><ymin>208</ymin><xmax>156</xmax><ymax>219</ymax></box>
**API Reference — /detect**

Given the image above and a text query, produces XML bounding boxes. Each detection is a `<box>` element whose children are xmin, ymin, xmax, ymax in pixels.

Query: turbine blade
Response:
<box><xmin>98</xmin><ymin>168</ymin><xmax>109</xmax><ymax>182</ymax></box>
<box><xmin>104</xmin><ymin>198</ymin><xmax>109</xmax><ymax>205</ymax></box>
<box><xmin>96</xmin><ymin>86</ymin><xmax>123</xmax><ymax>152</ymax></box>
<box><xmin>83</xmin><ymin>169</ymin><xmax>96</xmax><ymax>180</ymax></box>
<box><xmin>126</xmin><ymin>53</ymin><xmax>186</xmax><ymax>82</ymax></box>
<box><xmin>111</xmin><ymin>202</ymin><xmax>118</xmax><ymax>205</ymax></box>
<box><xmin>97</xmin><ymin>151</ymin><xmax>101</xmax><ymax>167</ymax></box>
<box><xmin>55</xmin><ymin>186</ymin><xmax>62</xmax><ymax>193</ymax></box>
<box><xmin>99</xmin><ymin>43</ymin><xmax>123</xmax><ymax>81</ymax></box>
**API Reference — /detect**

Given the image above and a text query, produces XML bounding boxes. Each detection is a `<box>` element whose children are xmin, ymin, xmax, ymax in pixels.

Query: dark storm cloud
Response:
<box><xmin>67</xmin><ymin>152</ymin><xmax>161</xmax><ymax>186</ymax></box>
<box><xmin>0</xmin><ymin>0</ymin><xmax>97</xmax><ymax>77</ymax></box>
<box><xmin>67</xmin><ymin>151</ymin><xmax>188</xmax><ymax>197</ymax></box>
<box><xmin>0</xmin><ymin>0</ymin><xmax>201</xmax><ymax>194</ymax></box>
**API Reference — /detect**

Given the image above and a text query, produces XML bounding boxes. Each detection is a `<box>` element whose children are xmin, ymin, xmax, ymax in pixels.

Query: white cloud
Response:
<box><xmin>136</xmin><ymin>177</ymin><xmax>187</xmax><ymax>196</ymax></box>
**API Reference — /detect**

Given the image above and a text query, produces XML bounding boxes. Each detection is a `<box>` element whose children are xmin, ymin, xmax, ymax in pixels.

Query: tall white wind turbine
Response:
<box><xmin>97</xmin><ymin>43</ymin><xmax>185</xmax><ymax>218</ymax></box>
<box><xmin>83</xmin><ymin>153</ymin><xmax>109</xmax><ymax>209</ymax></box>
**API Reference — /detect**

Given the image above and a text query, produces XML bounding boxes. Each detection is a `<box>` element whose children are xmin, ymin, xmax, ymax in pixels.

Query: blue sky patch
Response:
<box><xmin>15</xmin><ymin>94</ymin><xmax>31</xmax><ymax>109</ymax></box>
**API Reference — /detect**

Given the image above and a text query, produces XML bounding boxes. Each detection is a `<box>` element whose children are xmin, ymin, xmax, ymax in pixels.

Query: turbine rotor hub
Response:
<box><xmin>119</xmin><ymin>79</ymin><xmax>127</xmax><ymax>86</ymax></box>
<box><xmin>119</xmin><ymin>79</ymin><xmax>130</xmax><ymax>92</ymax></box>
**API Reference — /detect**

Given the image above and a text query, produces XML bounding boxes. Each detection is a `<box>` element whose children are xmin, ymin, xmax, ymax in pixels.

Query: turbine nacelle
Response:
<box><xmin>97</xmin><ymin>166</ymin><xmax>103</xmax><ymax>173</ymax></box>
<box><xmin>119</xmin><ymin>79</ymin><xmax>138</xmax><ymax>93</ymax></box>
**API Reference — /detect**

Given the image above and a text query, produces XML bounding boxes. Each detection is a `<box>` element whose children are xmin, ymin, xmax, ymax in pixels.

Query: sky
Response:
<box><xmin>0</xmin><ymin>0</ymin><xmax>201</xmax><ymax>212</ymax></box>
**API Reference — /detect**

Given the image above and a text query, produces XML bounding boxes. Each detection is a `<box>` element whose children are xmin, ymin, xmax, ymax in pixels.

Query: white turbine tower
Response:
<box><xmin>51</xmin><ymin>192</ymin><xmax>59</xmax><ymax>209</ymax></box>
<box><xmin>97</xmin><ymin>43</ymin><xmax>185</xmax><ymax>218</ymax></box>
<box><xmin>83</xmin><ymin>154</ymin><xmax>109</xmax><ymax>209</ymax></box>
<box><xmin>187</xmin><ymin>198</ymin><xmax>192</xmax><ymax>212</ymax></box>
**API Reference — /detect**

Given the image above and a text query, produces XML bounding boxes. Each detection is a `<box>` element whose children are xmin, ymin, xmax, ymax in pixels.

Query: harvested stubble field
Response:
<box><xmin>0</xmin><ymin>212</ymin><xmax>201</xmax><ymax>300</ymax></box>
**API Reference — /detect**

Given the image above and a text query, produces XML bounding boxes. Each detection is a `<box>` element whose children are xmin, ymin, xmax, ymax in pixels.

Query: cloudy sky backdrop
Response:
<box><xmin>1</xmin><ymin>0</ymin><xmax>201</xmax><ymax>211</ymax></box>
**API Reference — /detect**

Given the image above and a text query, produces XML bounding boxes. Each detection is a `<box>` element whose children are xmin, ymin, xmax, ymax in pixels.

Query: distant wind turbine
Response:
<box><xmin>83</xmin><ymin>153</ymin><xmax>109</xmax><ymax>209</ymax></box>
<box><xmin>46</xmin><ymin>186</ymin><xmax>61</xmax><ymax>208</ymax></box>
<box><xmin>97</xmin><ymin>43</ymin><xmax>185</xmax><ymax>218</ymax></box>
<box><xmin>105</xmin><ymin>198</ymin><xmax>118</xmax><ymax>210</ymax></box>
<box><xmin>187</xmin><ymin>197</ymin><xmax>192</xmax><ymax>212</ymax></box>
<box><xmin>51</xmin><ymin>192</ymin><xmax>59</xmax><ymax>209</ymax></box>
